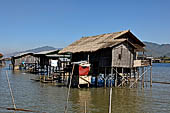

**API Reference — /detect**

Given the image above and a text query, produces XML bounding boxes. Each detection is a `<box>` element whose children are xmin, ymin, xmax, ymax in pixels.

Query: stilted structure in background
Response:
<box><xmin>11</xmin><ymin>52</ymin><xmax>37</xmax><ymax>70</ymax></box>
<box><xmin>59</xmin><ymin>30</ymin><xmax>152</xmax><ymax>87</ymax></box>
<box><xmin>11</xmin><ymin>50</ymin><xmax>71</xmax><ymax>83</ymax></box>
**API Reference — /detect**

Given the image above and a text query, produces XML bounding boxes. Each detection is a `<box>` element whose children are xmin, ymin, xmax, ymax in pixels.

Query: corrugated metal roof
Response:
<box><xmin>13</xmin><ymin>52</ymin><xmax>33</xmax><ymax>58</ymax></box>
<box><xmin>46</xmin><ymin>54</ymin><xmax>71</xmax><ymax>58</ymax></box>
<box><xmin>34</xmin><ymin>49</ymin><xmax>59</xmax><ymax>55</ymax></box>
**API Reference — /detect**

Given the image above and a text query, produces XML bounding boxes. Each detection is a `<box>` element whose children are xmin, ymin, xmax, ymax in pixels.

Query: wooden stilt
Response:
<box><xmin>122</xmin><ymin>68</ymin><xmax>124</xmax><ymax>86</ymax></box>
<box><xmin>64</xmin><ymin>64</ymin><xmax>75</xmax><ymax>113</ymax></box>
<box><xmin>104</xmin><ymin>67</ymin><xmax>107</xmax><ymax>87</ymax></box>
<box><xmin>110</xmin><ymin>67</ymin><xmax>113</xmax><ymax>87</ymax></box>
<box><xmin>142</xmin><ymin>67</ymin><xmax>144</xmax><ymax>88</ymax></box>
<box><xmin>95</xmin><ymin>75</ymin><xmax>98</xmax><ymax>87</ymax></box>
<box><xmin>129</xmin><ymin>67</ymin><xmax>149</xmax><ymax>88</ymax></box>
<box><xmin>150</xmin><ymin>66</ymin><xmax>152</xmax><ymax>87</ymax></box>
<box><xmin>115</xmin><ymin>67</ymin><xmax>117</xmax><ymax>87</ymax></box>
<box><xmin>84</xmin><ymin>101</ymin><xmax>87</xmax><ymax>113</ymax></box>
<box><xmin>108</xmin><ymin>87</ymin><xmax>112</xmax><ymax>113</ymax></box>
<box><xmin>145</xmin><ymin>67</ymin><xmax>147</xmax><ymax>87</ymax></box>
<box><xmin>133</xmin><ymin>68</ymin><xmax>137</xmax><ymax>88</ymax></box>
<box><xmin>6</xmin><ymin>71</ymin><xmax>16</xmax><ymax>110</ymax></box>
<box><xmin>134</xmin><ymin>68</ymin><xmax>136</xmax><ymax>79</ymax></box>
<box><xmin>129</xmin><ymin>68</ymin><xmax>132</xmax><ymax>86</ymax></box>
<box><xmin>137</xmin><ymin>68</ymin><xmax>139</xmax><ymax>79</ymax></box>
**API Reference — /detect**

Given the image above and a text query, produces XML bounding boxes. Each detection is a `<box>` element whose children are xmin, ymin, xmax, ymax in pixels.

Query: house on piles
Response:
<box><xmin>11</xmin><ymin>49</ymin><xmax>71</xmax><ymax>78</ymax></box>
<box><xmin>11</xmin><ymin>52</ymin><xmax>37</xmax><ymax>70</ymax></box>
<box><xmin>59</xmin><ymin>30</ymin><xmax>152</xmax><ymax>87</ymax></box>
<box><xmin>33</xmin><ymin>49</ymin><xmax>71</xmax><ymax>77</ymax></box>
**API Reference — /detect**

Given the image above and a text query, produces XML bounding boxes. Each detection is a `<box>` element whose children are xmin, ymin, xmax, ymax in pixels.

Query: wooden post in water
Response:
<box><xmin>95</xmin><ymin>75</ymin><xmax>98</xmax><ymax>87</ymax></box>
<box><xmin>122</xmin><ymin>68</ymin><xmax>124</xmax><ymax>86</ymax></box>
<box><xmin>129</xmin><ymin>68</ymin><xmax>132</xmax><ymax>86</ymax></box>
<box><xmin>145</xmin><ymin>67</ymin><xmax>148</xmax><ymax>87</ymax></box>
<box><xmin>6</xmin><ymin>71</ymin><xmax>16</xmax><ymax>110</ymax></box>
<box><xmin>137</xmin><ymin>68</ymin><xmax>139</xmax><ymax>79</ymax></box>
<box><xmin>141</xmin><ymin>67</ymin><xmax>144</xmax><ymax>88</ymax></box>
<box><xmin>130</xmin><ymin>68</ymin><xmax>132</xmax><ymax>79</ymax></box>
<box><xmin>115</xmin><ymin>67</ymin><xmax>118</xmax><ymax>87</ymax></box>
<box><xmin>150</xmin><ymin>66</ymin><xmax>152</xmax><ymax>87</ymax></box>
<box><xmin>64</xmin><ymin>64</ymin><xmax>75</xmax><ymax>113</ymax></box>
<box><xmin>84</xmin><ymin>101</ymin><xmax>87</xmax><ymax>113</ymax></box>
<box><xmin>104</xmin><ymin>67</ymin><xmax>107</xmax><ymax>87</ymax></box>
<box><xmin>134</xmin><ymin>68</ymin><xmax>136</xmax><ymax>79</ymax></box>
<box><xmin>137</xmin><ymin>68</ymin><xmax>139</xmax><ymax>88</ymax></box>
<box><xmin>108</xmin><ymin>87</ymin><xmax>112</xmax><ymax>113</ymax></box>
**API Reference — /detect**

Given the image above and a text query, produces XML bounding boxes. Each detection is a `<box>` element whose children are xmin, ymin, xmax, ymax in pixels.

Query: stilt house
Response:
<box><xmin>59</xmin><ymin>30</ymin><xmax>151</xmax><ymax>87</ymax></box>
<box><xmin>11</xmin><ymin>52</ymin><xmax>37</xmax><ymax>70</ymax></box>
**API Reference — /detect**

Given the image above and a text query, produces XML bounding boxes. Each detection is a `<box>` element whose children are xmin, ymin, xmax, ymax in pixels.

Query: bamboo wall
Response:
<box><xmin>14</xmin><ymin>55</ymin><xmax>38</xmax><ymax>66</ymax></box>
<box><xmin>112</xmin><ymin>43</ymin><xmax>135</xmax><ymax>68</ymax></box>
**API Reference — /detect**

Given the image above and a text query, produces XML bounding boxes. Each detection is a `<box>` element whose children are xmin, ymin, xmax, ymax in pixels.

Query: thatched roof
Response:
<box><xmin>59</xmin><ymin>30</ymin><xmax>145</xmax><ymax>54</ymax></box>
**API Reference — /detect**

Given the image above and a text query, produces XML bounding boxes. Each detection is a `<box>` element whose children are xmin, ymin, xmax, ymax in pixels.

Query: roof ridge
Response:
<box><xmin>81</xmin><ymin>30</ymin><xmax>130</xmax><ymax>39</ymax></box>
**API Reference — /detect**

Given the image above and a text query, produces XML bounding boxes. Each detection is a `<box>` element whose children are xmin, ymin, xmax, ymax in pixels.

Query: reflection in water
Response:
<box><xmin>0</xmin><ymin>63</ymin><xmax>170</xmax><ymax>113</ymax></box>
<box><xmin>69</xmin><ymin>88</ymin><xmax>145</xmax><ymax>113</ymax></box>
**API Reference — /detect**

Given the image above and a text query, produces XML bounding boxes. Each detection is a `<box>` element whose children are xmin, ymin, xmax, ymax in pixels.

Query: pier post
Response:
<box><xmin>122</xmin><ymin>68</ymin><xmax>124</xmax><ymax>86</ymax></box>
<box><xmin>108</xmin><ymin>87</ymin><xmax>112</xmax><ymax>113</ymax></box>
<box><xmin>95</xmin><ymin>75</ymin><xmax>98</xmax><ymax>87</ymax></box>
<box><xmin>141</xmin><ymin>67</ymin><xmax>144</xmax><ymax>88</ymax></box>
<box><xmin>134</xmin><ymin>68</ymin><xmax>136</xmax><ymax>79</ymax></box>
<box><xmin>137</xmin><ymin>68</ymin><xmax>139</xmax><ymax>79</ymax></box>
<box><xmin>115</xmin><ymin>67</ymin><xmax>117</xmax><ymax>87</ymax></box>
<box><xmin>104</xmin><ymin>67</ymin><xmax>107</xmax><ymax>87</ymax></box>
<box><xmin>150</xmin><ymin>66</ymin><xmax>152</xmax><ymax>87</ymax></box>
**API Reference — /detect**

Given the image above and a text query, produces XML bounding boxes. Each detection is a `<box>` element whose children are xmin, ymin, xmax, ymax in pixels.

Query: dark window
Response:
<box><xmin>118</xmin><ymin>54</ymin><xmax>121</xmax><ymax>60</ymax></box>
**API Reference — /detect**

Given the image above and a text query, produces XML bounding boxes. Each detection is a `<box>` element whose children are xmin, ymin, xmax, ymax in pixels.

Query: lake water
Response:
<box><xmin>0</xmin><ymin>63</ymin><xmax>170</xmax><ymax>113</ymax></box>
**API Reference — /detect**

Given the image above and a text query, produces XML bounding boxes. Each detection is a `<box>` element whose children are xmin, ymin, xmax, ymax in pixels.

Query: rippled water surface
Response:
<box><xmin>0</xmin><ymin>63</ymin><xmax>170</xmax><ymax>113</ymax></box>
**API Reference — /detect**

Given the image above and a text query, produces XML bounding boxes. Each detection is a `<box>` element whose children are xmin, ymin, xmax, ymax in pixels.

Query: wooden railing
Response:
<box><xmin>133</xmin><ymin>60</ymin><xmax>151</xmax><ymax>67</ymax></box>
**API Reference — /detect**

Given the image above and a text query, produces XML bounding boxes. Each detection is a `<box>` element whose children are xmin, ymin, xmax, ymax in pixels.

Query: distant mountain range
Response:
<box><xmin>144</xmin><ymin>41</ymin><xmax>170</xmax><ymax>57</ymax></box>
<box><xmin>3</xmin><ymin>42</ymin><xmax>170</xmax><ymax>58</ymax></box>
<box><xmin>4</xmin><ymin>46</ymin><xmax>58</xmax><ymax>57</ymax></box>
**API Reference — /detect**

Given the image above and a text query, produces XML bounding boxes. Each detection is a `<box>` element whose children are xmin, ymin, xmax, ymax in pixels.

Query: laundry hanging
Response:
<box><xmin>79</xmin><ymin>65</ymin><xmax>90</xmax><ymax>76</ymax></box>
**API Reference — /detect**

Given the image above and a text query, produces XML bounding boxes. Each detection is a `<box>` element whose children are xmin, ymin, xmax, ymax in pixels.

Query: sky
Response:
<box><xmin>0</xmin><ymin>0</ymin><xmax>170</xmax><ymax>54</ymax></box>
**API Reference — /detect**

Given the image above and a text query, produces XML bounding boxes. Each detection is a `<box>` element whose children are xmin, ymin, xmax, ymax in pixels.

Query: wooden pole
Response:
<box><xmin>122</xmin><ymin>68</ymin><xmax>124</xmax><ymax>86</ymax></box>
<box><xmin>110</xmin><ymin>67</ymin><xmax>113</xmax><ymax>87</ymax></box>
<box><xmin>141</xmin><ymin>67</ymin><xmax>144</xmax><ymax>88</ymax></box>
<box><xmin>142</xmin><ymin>52</ymin><xmax>145</xmax><ymax>88</ymax></box>
<box><xmin>137</xmin><ymin>68</ymin><xmax>139</xmax><ymax>79</ymax></box>
<box><xmin>108</xmin><ymin>87</ymin><xmax>112</xmax><ymax>113</ymax></box>
<box><xmin>130</xmin><ymin>68</ymin><xmax>132</xmax><ymax>79</ymax></box>
<box><xmin>95</xmin><ymin>75</ymin><xmax>98</xmax><ymax>87</ymax></box>
<box><xmin>105</xmin><ymin>67</ymin><xmax>107</xmax><ymax>87</ymax></box>
<box><xmin>129</xmin><ymin>67</ymin><xmax>149</xmax><ymax>88</ymax></box>
<box><xmin>134</xmin><ymin>68</ymin><xmax>136</xmax><ymax>79</ymax></box>
<box><xmin>84</xmin><ymin>101</ymin><xmax>87</xmax><ymax>113</ymax></box>
<box><xmin>6</xmin><ymin>71</ymin><xmax>16</xmax><ymax>110</ymax></box>
<box><xmin>115</xmin><ymin>67</ymin><xmax>117</xmax><ymax>87</ymax></box>
<box><xmin>150</xmin><ymin>66</ymin><xmax>152</xmax><ymax>87</ymax></box>
<box><xmin>64</xmin><ymin>64</ymin><xmax>75</xmax><ymax>113</ymax></box>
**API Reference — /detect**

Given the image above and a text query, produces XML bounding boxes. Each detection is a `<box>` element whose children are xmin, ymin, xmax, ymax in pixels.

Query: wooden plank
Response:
<box><xmin>79</xmin><ymin>76</ymin><xmax>91</xmax><ymax>84</ymax></box>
